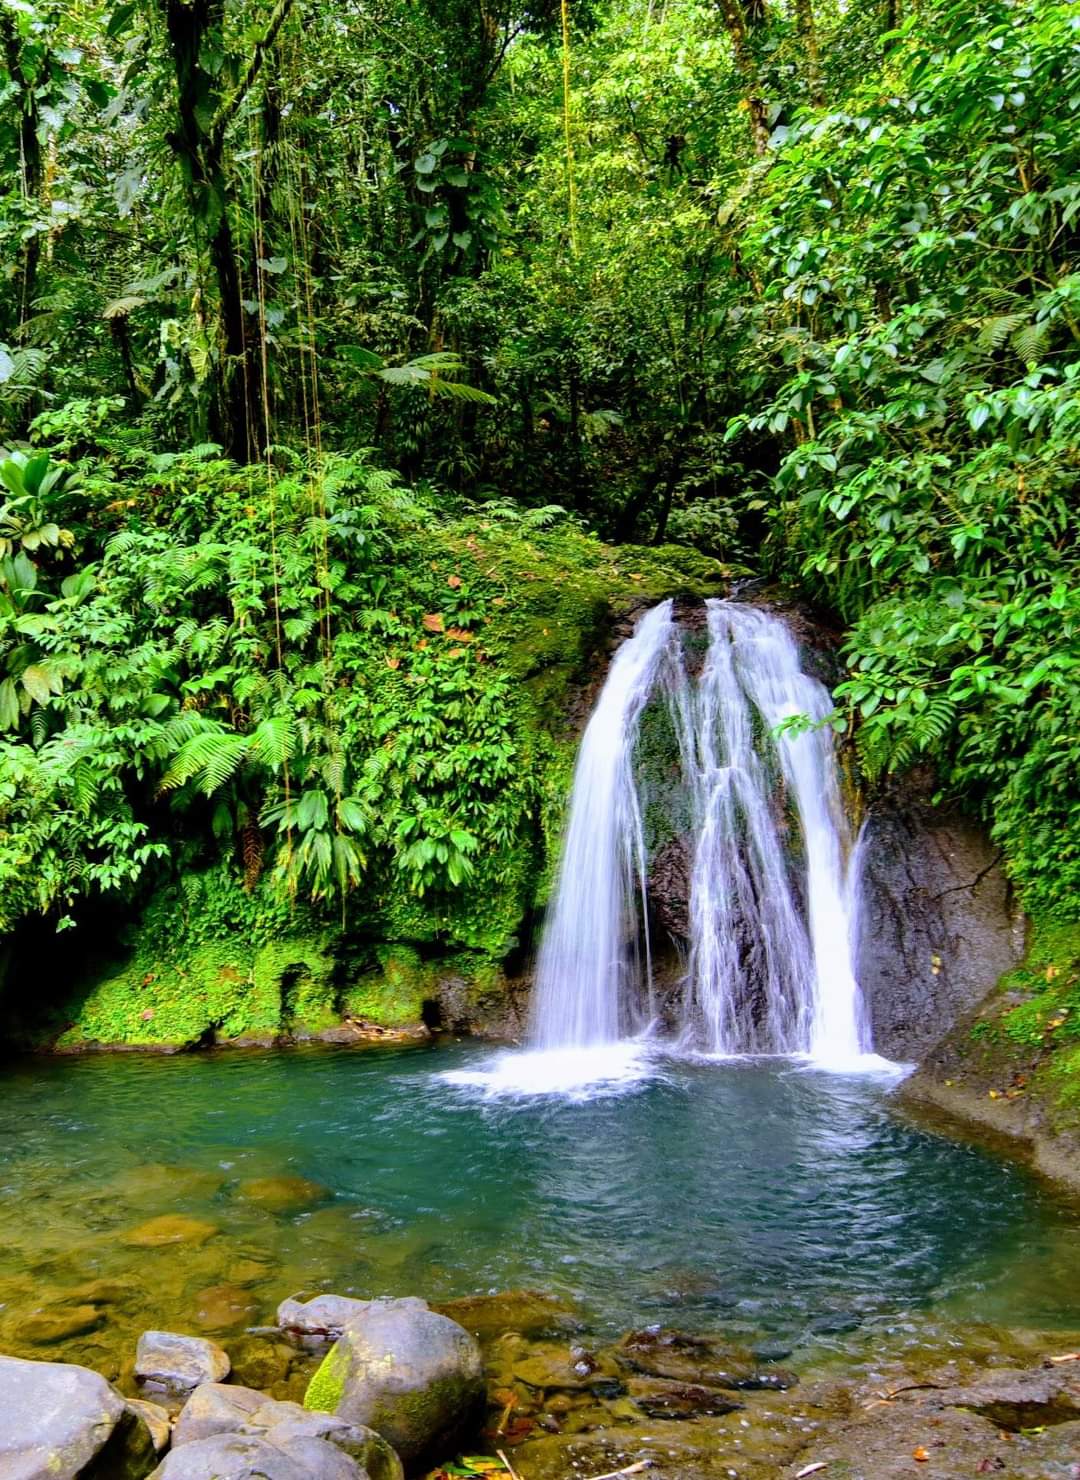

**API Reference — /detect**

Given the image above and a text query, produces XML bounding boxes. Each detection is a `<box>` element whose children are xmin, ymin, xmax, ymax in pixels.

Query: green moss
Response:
<box><xmin>304</xmin><ymin>1340</ymin><xmax>349</xmax><ymax>1413</ymax></box>
<box><xmin>342</xmin><ymin>945</ymin><xmax>432</xmax><ymax>1026</ymax></box>
<box><xmin>961</xmin><ymin>918</ymin><xmax>1080</xmax><ymax>1132</ymax></box>
<box><xmin>998</xmin><ymin>920</ymin><xmax>1080</xmax><ymax>1052</ymax></box>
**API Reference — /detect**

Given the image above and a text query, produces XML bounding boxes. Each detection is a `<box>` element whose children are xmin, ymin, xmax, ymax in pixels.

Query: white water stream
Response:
<box><xmin>528</xmin><ymin>598</ymin><xmax>877</xmax><ymax>1069</ymax></box>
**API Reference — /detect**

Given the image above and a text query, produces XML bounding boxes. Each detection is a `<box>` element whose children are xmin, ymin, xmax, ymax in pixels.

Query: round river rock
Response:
<box><xmin>304</xmin><ymin>1296</ymin><xmax>485</xmax><ymax>1464</ymax></box>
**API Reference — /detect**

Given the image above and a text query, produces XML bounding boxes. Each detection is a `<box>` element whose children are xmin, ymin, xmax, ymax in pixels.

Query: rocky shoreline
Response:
<box><xmin>6</xmin><ymin>1286</ymin><xmax>1080</xmax><ymax>1480</ymax></box>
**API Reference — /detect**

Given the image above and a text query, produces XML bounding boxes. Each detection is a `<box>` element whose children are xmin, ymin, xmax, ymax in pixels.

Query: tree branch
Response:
<box><xmin>209</xmin><ymin>0</ymin><xmax>296</xmax><ymax>156</ymax></box>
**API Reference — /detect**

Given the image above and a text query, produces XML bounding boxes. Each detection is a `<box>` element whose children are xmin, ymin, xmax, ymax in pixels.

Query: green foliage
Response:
<box><xmin>723</xmin><ymin>0</ymin><xmax>1080</xmax><ymax>919</ymax></box>
<box><xmin>3</xmin><ymin>0</ymin><xmax>1079</xmax><ymax>951</ymax></box>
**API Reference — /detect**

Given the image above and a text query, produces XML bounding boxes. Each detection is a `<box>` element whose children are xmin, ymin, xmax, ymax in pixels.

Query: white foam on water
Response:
<box><xmin>438</xmin><ymin>1041</ymin><xmax>659</xmax><ymax>1101</ymax></box>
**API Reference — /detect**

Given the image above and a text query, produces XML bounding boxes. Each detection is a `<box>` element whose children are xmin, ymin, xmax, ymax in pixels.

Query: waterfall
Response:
<box><xmin>529</xmin><ymin>600</ymin><xmax>677</xmax><ymax>1049</ymax></box>
<box><xmin>529</xmin><ymin>597</ymin><xmax>873</xmax><ymax>1065</ymax></box>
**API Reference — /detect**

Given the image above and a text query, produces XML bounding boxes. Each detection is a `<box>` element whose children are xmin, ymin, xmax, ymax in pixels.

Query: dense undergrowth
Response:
<box><xmin>1</xmin><ymin>0</ymin><xmax>1079</xmax><ymax>1043</ymax></box>
<box><xmin>0</xmin><ymin>438</ymin><xmax>723</xmax><ymax>1042</ymax></box>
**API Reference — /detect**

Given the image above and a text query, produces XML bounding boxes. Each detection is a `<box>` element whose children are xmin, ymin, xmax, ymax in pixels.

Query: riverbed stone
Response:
<box><xmin>121</xmin><ymin>1215</ymin><xmax>219</xmax><ymax>1249</ymax></box>
<box><xmin>193</xmin><ymin>1282</ymin><xmax>259</xmax><ymax>1332</ymax></box>
<box><xmin>236</xmin><ymin>1175</ymin><xmax>330</xmax><ymax>1213</ymax></box>
<box><xmin>126</xmin><ymin>1400</ymin><xmax>171</xmax><ymax>1455</ymax></box>
<box><xmin>21</xmin><ymin>1302</ymin><xmax>104</xmax><ymax>1344</ymax></box>
<box><xmin>135</xmin><ymin>1331</ymin><xmax>230</xmax><ymax>1394</ymax></box>
<box><xmin>304</xmin><ymin>1296</ymin><xmax>485</xmax><ymax>1463</ymax></box>
<box><xmin>434</xmin><ymin>1290</ymin><xmax>580</xmax><ymax>1343</ymax></box>
<box><xmin>0</xmin><ymin>1353</ymin><xmax>132</xmax><ymax>1479</ymax></box>
<box><xmin>277</xmin><ymin>1292</ymin><xmax>370</xmax><ymax>1340</ymax></box>
<box><xmin>150</xmin><ymin>1432</ymin><xmax>361</xmax><ymax>1480</ymax></box>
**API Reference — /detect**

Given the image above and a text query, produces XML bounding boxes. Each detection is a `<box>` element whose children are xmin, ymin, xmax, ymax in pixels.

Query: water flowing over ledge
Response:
<box><xmin>487</xmin><ymin>598</ymin><xmax>903</xmax><ymax>1097</ymax></box>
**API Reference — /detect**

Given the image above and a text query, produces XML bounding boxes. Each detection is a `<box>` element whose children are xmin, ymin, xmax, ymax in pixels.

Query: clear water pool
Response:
<box><xmin>1</xmin><ymin>1040</ymin><xmax>1077</xmax><ymax>1372</ymax></box>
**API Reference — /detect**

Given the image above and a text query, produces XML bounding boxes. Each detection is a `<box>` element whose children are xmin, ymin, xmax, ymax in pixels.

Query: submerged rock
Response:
<box><xmin>237</xmin><ymin>1176</ymin><xmax>330</xmax><ymax>1213</ymax></box>
<box><xmin>121</xmin><ymin>1215</ymin><xmax>219</xmax><ymax>1249</ymax></box>
<box><xmin>304</xmin><ymin>1296</ymin><xmax>485</xmax><ymax>1464</ymax></box>
<box><xmin>434</xmin><ymin>1290</ymin><xmax>580</xmax><ymax>1343</ymax></box>
<box><xmin>21</xmin><ymin>1303</ymin><xmax>104</xmax><ymax>1344</ymax></box>
<box><xmin>193</xmin><ymin>1283</ymin><xmax>259</xmax><ymax>1332</ymax></box>
<box><xmin>0</xmin><ymin>1353</ymin><xmax>153</xmax><ymax>1479</ymax></box>
<box><xmin>135</xmin><ymin>1331</ymin><xmax>230</xmax><ymax>1395</ymax></box>
<box><xmin>614</xmin><ymin>1327</ymin><xmax>788</xmax><ymax>1390</ymax></box>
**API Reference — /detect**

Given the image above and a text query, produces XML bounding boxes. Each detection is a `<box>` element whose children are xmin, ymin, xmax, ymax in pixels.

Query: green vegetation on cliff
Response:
<box><xmin>1</xmin><ymin>0</ymin><xmax>1078</xmax><ymax>1042</ymax></box>
<box><xmin>0</xmin><ymin>444</ymin><xmax>725</xmax><ymax>1044</ymax></box>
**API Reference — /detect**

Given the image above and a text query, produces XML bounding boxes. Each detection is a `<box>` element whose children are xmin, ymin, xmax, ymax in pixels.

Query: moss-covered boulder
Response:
<box><xmin>304</xmin><ymin>1297</ymin><xmax>485</xmax><ymax>1465</ymax></box>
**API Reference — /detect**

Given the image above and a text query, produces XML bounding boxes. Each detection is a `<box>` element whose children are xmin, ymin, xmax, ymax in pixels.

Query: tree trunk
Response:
<box><xmin>716</xmin><ymin>0</ymin><xmax>770</xmax><ymax>154</ymax></box>
<box><xmin>161</xmin><ymin>0</ymin><xmax>260</xmax><ymax>461</ymax></box>
<box><xmin>793</xmin><ymin>0</ymin><xmax>825</xmax><ymax>105</ymax></box>
<box><xmin>2</xmin><ymin>15</ymin><xmax>43</xmax><ymax>332</ymax></box>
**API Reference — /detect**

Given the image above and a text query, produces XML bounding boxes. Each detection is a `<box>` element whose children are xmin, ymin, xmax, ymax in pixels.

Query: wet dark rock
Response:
<box><xmin>939</xmin><ymin>1367</ymin><xmax>1080</xmax><ymax>1430</ymax></box>
<box><xmin>625</xmin><ymin>1375</ymin><xmax>743</xmax><ymax>1419</ymax></box>
<box><xmin>135</xmin><ymin>1330</ymin><xmax>230</xmax><ymax>1396</ymax></box>
<box><xmin>0</xmin><ymin>1354</ymin><xmax>154</xmax><ymax>1479</ymax></box>
<box><xmin>615</xmin><ymin>1328</ymin><xmax>763</xmax><ymax>1389</ymax></box>
<box><xmin>856</xmin><ymin>787</ymin><xmax>1024</xmax><ymax>1061</ymax></box>
<box><xmin>648</xmin><ymin>836</ymin><xmax>693</xmax><ymax>941</ymax></box>
<box><xmin>304</xmin><ymin>1296</ymin><xmax>485</xmax><ymax>1465</ymax></box>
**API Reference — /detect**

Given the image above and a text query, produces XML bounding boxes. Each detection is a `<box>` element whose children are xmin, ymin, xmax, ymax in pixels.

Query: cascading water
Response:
<box><xmin>528</xmin><ymin>599</ymin><xmax>677</xmax><ymax>1049</ymax></box>
<box><xmin>528</xmin><ymin>597</ymin><xmax>875</xmax><ymax>1069</ymax></box>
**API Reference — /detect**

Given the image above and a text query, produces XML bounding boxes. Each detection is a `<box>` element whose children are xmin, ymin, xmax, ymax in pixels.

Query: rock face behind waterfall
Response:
<box><xmin>854</xmin><ymin>779</ymin><xmax>1025</xmax><ymax>1061</ymax></box>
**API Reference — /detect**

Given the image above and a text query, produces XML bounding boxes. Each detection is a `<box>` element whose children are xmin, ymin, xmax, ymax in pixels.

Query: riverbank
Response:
<box><xmin>897</xmin><ymin>919</ymin><xmax>1080</xmax><ymax>1200</ymax></box>
<box><xmin>6</xmin><ymin>1288</ymin><xmax>1080</xmax><ymax>1480</ymax></box>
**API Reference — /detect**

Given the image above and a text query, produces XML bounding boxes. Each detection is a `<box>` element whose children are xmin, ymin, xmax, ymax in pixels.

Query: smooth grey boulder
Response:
<box><xmin>250</xmin><ymin>1402</ymin><xmax>403</xmax><ymax>1480</ymax></box>
<box><xmin>150</xmin><ymin>1432</ymin><xmax>360</xmax><ymax>1480</ymax></box>
<box><xmin>304</xmin><ymin>1297</ymin><xmax>485</xmax><ymax>1464</ymax></box>
<box><xmin>135</xmin><ymin>1331</ymin><xmax>230</xmax><ymax>1395</ymax></box>
<box><xmin>173</xmin><ymin>1384</ymin><xmax>403</xmax><ymax>1480</ymax></box>
<box><xmin>0</xmin><ymin>1353</ymin><xmax>152</xmax><ymax>1480</ymax></box>
<box><xmin>277</xmin><ymin>1293</ymin><xmax>371</xmax><ymax>1341</ymax></box>
<box><xmin>171</xmin><ymin>1382</ymin><xmax>264</xmax><ymax>1445</ymax></box>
